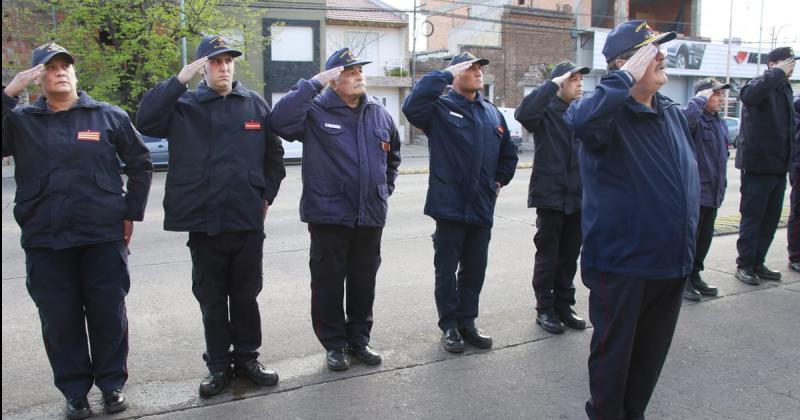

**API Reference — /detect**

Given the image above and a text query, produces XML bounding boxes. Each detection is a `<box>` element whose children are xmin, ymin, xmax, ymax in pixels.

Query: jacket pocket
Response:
<box><xmin>320</xmin><ymin>122</ymin><xmax>344</xmax><ymax>135</ymax></box>
<box><xmin>377</xmin><ymin>183</ymin><xmax>390</xmax><ymax>201</ymax></box>
<box><xmin>446</xmin><ymin>113</ymin><xmax>469</xmax><ymax>128</ymax></box>
<box><xmin>95</xmin><ymin>173</ymin><xmax>124</xmax><ymax>194</ymax></box>
<box><xmin>309</xmin><ymin>178</ymin><xmax>345</xmax><ymax>196</ymax></box>
<box><xmin>432</xmin><ymin>169</ymin><xmax>463</xmax><ymax>184</ymax></box>
<box><xmin>14</xmin><ymin>178</ymin><xmax>43</xmax><ymax>203</ymax></box>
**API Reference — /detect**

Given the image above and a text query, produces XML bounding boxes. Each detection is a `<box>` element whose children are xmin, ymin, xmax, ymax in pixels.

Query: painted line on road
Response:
<box><xmin>714</xmin><ymin>207</ymin><xmax>790</xmax><ymax>236</ymax></box>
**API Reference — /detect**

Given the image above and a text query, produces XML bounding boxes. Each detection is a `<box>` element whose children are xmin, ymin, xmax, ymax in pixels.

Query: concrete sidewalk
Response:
<box><xmin>143</xmin><ymin>232</ymin><xmax>800</xmax><ymax>420</ymax></box>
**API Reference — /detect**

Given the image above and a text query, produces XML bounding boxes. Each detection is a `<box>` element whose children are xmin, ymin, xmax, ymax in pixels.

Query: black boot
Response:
<box><xmin>690</xmin><ymin>272</ymin><xmax>718</xmax><ymax>296</ymax></box>
<box><xmin>683</xmin><ymin>276</ymin><xmax>702</xmax><ymax>301</ymax></box>
<box><xmin>199</xmin><ymin>368</ymin><xmax>232</xmax><ymax>398</ymax></box>
<box><xmin>754</xmin><ymin>265</ymin><xmax>781</xmax><ymax>281</ymax></box>
<box><xmin>735</xmin><ymin>267</ymin><xmax>760</xmax><ymax>285</ymax></box>
<box><xmin>441</xmin><ymin>327</ymin><xmax>465</xmax><ymax>353</ymax></box>
<box><xmin>235</xmin><ymin>359</ymin><xmax>279</xmax><ymax>386</ymax></box>
<box><xmin>555</xmin><ymin>308</ymin><xmax>587</xmax><ymax>330</ymax></box>
<box><xmin>65</xmin><ymin>396</ymin><xmax>91</xmax><ymax>420</ymax></box>
<box><xmin>536</xmin><ymin>309</ymin><xmax>565</xmax><ymax>334</ymax></box>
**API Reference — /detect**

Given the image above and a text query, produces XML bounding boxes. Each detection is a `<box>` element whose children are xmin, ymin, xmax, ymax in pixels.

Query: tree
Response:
<box><xmin>2</xmin><ymin>0</ymin><xmax>268</xmax><ymax>117</ymax></box>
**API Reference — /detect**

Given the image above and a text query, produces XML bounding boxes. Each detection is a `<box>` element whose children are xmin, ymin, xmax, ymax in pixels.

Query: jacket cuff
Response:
<box><xmin>2</xmin><ymin>90</ymin><xmax>19</xmax><ymax>109</ymax></box>
<box><xmin>124</xmin><ymin>206</ymin><xmax>145</xmax><ymax>222</ymax></box>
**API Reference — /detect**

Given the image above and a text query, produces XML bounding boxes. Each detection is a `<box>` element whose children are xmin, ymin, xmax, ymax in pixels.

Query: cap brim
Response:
<box><xmin>712</xmin><ymin>83</ymin><xmax>731</xmax><ymax>91</ymax></box>
<box><xmin>343</xmin><ymin>60</ymin><xmax>372</xmax><ymax>68</ymax></box>
<box><xmin>206</xmin><ymin>48</ymin><xmax>242</xmax><ymax>59</ymax></box>
<box><xmin>570</xmin><ymin>66</ymin><xmax>590</xmax><ymax>75</ymax></box>
<box><xmin>40</xmin><ymin>51</ymin><xmax>74</xmax><ymax>65</ymax></box>
<box><xmin>634</xmin><ymin>31</ymin><xmax>678</xmax><ymax>49</ymax></box>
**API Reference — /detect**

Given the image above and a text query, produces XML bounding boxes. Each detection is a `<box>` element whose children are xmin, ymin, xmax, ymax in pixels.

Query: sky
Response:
<box><xmin>380</xmin><ymin>0</ymin><xmax>800</xmax><ymax>53</ymax></box>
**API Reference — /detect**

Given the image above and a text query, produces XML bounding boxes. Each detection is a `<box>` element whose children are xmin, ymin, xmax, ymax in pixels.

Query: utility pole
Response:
<box><xmin>180</xmin><ymin>0</ymin><xmax>187</xmax><ymax>67</ymax></box>
<box><xmin>724</xmin><ymin>0</ymin><xmax>734</xmax><ymax>117</ymax></box>
<box><xmin>755</xmin><ymin>0</ymin><xmax>764</xmax><ymax>76</ymax></box>
<box><xmin>411</xmin><ymin>0</ymin><xmax>418</xmax><ymax>88</ymax></box>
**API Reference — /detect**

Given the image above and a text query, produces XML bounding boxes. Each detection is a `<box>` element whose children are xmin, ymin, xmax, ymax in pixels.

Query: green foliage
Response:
<box><xmin>384</xmin><ymin>67</ymin><xmax>406</xmax><ymax>77</ymax></box>
<box><xmin>6</xmin><ymin>0</ymin><xmax>268</xmax><ymax>117</ymax></box>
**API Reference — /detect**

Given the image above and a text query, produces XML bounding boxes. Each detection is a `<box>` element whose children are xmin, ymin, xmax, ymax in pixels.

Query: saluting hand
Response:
<box><xmin>177</xmin><ymin>57</ymin><xmax>208</xmax><ymax>85</ymax></box>
<box><xmin>551</xmin><ymin>71</ymin><xmax>572</xmax><ymax>88</ymax></box>
<box><xmin>774</xmin><ymin>58</ymin><xmax>795</xmax><ymax>79</ymax></box>
<box><xmin>621</xmin><ymin>43</ymin><xmax>658</xmax><ymax>83</ymax></box>
<box><xmin>444</xmin><ymin>61</ymin><xmax>474</xmax><ymax>78</ymax></box>
<box><xmin>312</xmin><ymin>66</ymin><xmax>344</xmax><ymax>86</ymax></box>
<box><xmin>3</xmin><ymin>64</ymin><xmax>44</xmax><ymax>98</ymax></box>
<box><xmin>696</xmin><ymin>88</ymin><xmax>714</xmax><ymax>99</ymax></box>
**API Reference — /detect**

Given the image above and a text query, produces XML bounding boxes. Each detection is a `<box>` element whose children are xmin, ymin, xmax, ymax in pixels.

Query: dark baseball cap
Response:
<box><xmin>766</xmin><ymin>47</ymin><xmax>796</xmax><ymax>63</ymax></box>
<box><xmin>693</xmin><ymin>77</ymin><xmax>731</xmax><ymax>94</ymax></box>
<box><xmin>326</xmin><ymin>48</ymin><xmax>372</xmax><ymax>70</ymax></box>
<box><xmin>196</xmin><ymin>35</ymin><xmax>242</xmax><ymax>60</ymax></box>
<box><xmin>551</xmin><ymin>61</ymin><xmax>590</xmax><ymax>78</ymax></box>
<box><xmin>602</xmin><ymin>19</ymin><xmax>677</xmax><ymax>62</ymax></box>
<box><xmin>31</xmin><ymin>42</ymin><xmax>74</xmax><ymax>67</ymax></box>
<box><xmin>449</xmin><ymin>52</ymin><xmax>489</xmax><ymax>67</ymax></box>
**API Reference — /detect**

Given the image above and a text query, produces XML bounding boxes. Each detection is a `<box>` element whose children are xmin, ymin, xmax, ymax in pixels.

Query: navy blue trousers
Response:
<box><xmin>532</xmin><ymin>208</ymin><xmax>581</xmax><ymax>311</ymax></box>
<box><xmin>25</xmin><ymin>240</ymin><xmax>130</xmax><ymax>399</ymax></box>
<box><xmin>789</xmin><ymin>167</ymin><xmax>799</xmax><ymax>263</ymax></box>
<box><xmin>432</xmin><ymin>219</ymin><xmax>492</xmax><ymax>331</ymax></box>
<box><xmin>308</xmin><ymin>224</ymin><xmax>383</xmax><ymax>350</ymax></box>
<box><xmin>188</xmin><ymin>231</ymin><xmax>264</xmax><ymax>373</ymax></box>
<box><xmin>736</xmin><ymin>172</ymin><xmax>786</xmax><ymax>269</ymax></box>
<box><xmin>582</xmin><ymin>270</ymin><xmax>683</xmax><ymax>420</ymax></box>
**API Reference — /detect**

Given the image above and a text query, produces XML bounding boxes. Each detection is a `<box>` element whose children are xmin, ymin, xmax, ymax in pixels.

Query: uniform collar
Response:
<box><xmin>447</xmin><ymin>89</ymin><xmax>484</xmax><ymax>106</ymax></box>
<box><xmin>701</xmin><ymin>110</ymin><xmax>719</xmax><ymax>122</ymax></box>
<box><xmin>318</xmin><ymin>87</ymin><xmax>378</xmax><ymax>110</ymax></box>
<box><xmin>624</xmin><ymin>91</ymin><xmax>674</xmax><ymax>116</ymax></box>
<box><xmin>25</xmin><ymin>90</ymin><xmax>100</xmax><ymax>114</ymax></box>
<box><xmin>195</xmin><ymin>80</ymin><xmax>250</xmax><ymax>102</ymax></box>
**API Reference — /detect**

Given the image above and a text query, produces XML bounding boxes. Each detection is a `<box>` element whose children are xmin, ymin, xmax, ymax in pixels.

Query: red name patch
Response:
<box><xmin>381</xmin><ymin>142</ymin><xmax>391</xmax><ymax>152</ymax></box>
<box><xmin>244</xmin><ymin>120</ymin><xmax>262</xmax><ymax>131</ymax></box>
<box><xmin>76</xmin><ymin>130</ymin><xmax>100</xmax><ymax>142</ymax></box>
<box><xmin>496</xmin><ymin>125</ymin><xmax>505</xmax><ymax>135</ymax></box>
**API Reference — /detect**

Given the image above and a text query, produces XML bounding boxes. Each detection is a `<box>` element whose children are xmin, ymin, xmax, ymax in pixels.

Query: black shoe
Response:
<box><xmin>683</xmin><ymin>277</ymin><xmax>702</xmax><ymax>301</ymax></box>
<box><xmin>441</xmin><ymin>327</ymin><xmax>465</xmax><ymax>353</ymax></box>
<box><xmin>101</xmin><ymin>389</ymin><xmax>128</xmax><ymax>414</ymax></box>
<box><xmin>536</xmin><ymin>309</ymin><xmax>565</xmax><ymax>334</ymax></box>
<box><xmin>555</xmin><ymin>308</ymin><xmax>587</xmax><ymax>330</ymax></box>
<box><xmin>326</xmin><ymin>348</ymin><xmax>350</xmax><ymax>371</ymax></box>
<box><xmin>735</xmin><ymin>267</ymin><xmax>760</xmax><ymax>285</ymax></box>
<box><xmin>347</xmin><ymin>344</ymin><xmax>383</xmax><ymax>365</ymax></box>
<box><xmin>790</xmin><ymin>262</ymin><xmax>800</xmax><ymax>272</ymax></box>
<box><xmin>459</xmin><ymin>326</ymin><xmax>493</xmax><ymax>349</ymax></box>
<box><xmin>198</xmin><ymin>369</ymin><xmax>231</xmax><ymax>398</ymax></box>
<box><xmin>754</xmin><ymin>265</ymin><xmax>781</xmax><ymax>281</ymax></box>
<box><xmin>690</xmin><ymin>272</ymin><xmax>719</xmax><ymax>297</ymax></box>
<box><xmin>235</xmin><ymin>359</ymin><xmax>279</xmax><ymax>386</ymax></box>
<box><xmin>65</xmin><ymin>396</ymin><xmax>91</xmax><ymax>420</ymax></box>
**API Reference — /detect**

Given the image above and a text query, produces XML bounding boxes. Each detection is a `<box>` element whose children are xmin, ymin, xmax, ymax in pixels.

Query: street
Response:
<box><xmin>2</xmin><ymin>157</ymin><xmax>798</xmax><ymax>420</ymax></box>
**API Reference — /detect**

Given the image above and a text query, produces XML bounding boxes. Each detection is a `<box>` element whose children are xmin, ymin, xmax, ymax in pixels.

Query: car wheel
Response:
<box><xmin>675</xmin><ymin>51</ymin><xmax>688</xmax><ymax>69</ymax></box>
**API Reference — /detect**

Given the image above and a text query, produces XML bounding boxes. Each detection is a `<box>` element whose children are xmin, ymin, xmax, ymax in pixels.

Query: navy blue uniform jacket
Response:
<box><xmin>682</xmin><ymin>96</ymin><xmax>728</xmax><ymax>209</ymax></box>
<box><xmin>2</xmin><ymin>91</ymin><xmax>152</xmax><ymax>249</ymax></box>
<box><xmin>402</xmin><ymin>70</ymin><xmax>518</xmax><ymax>228</ymax></box>
<box><xmin>136</xmin><ymin>77</ymin><xmax>285</xmax><ymax>235</ymax></box>
<box><xmin>515</xmin><ymin>80</ymin><xmax>582</xmax><ymax>213</ymax></box>
<box><xmin>736</xmin><ymin>67</ymin><xmax>796</xmax><ymax>174</ymax></box>
<box><xmin>565</xmin><ymin>71</ymin><xmax>699</xmax><ymax>279</ymax></box>
<box><xmin>269</xmin><ymin>79</ymin><xmax>401</xmax><ymax>227</ymax></box>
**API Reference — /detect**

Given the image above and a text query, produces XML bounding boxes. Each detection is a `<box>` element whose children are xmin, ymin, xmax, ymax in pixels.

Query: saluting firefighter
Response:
<box><xmin>514</xmin><ymin>60</ymin><xmax>589</xmax><ymax>334</ymax></box>
<box><xmin>270</xmin><ymin>48</ymin><xmax>401</xmax><ymax>371</ymax></box>
<box><xmin>402</xmin><ymin>52</ymin><xmax>518</xmax><ymax>354</ymax></box>
<box><xmin>2</xmin><ymin>43</ymin><xmax>152</xmax><ymax>419</ymax></box>
<box><xmin>136</xmin><ymin>35</ymin><xmax>286</xmax><ymax>398</ymax></box>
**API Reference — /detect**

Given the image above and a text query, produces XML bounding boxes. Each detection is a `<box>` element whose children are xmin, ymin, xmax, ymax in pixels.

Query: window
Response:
<box><xmin>271</xmin><ymin>25</ymin><xmax>313</xmax><ymax>61</ymax></box>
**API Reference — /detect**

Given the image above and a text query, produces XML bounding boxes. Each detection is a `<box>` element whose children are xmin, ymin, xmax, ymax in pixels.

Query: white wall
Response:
<box><xmin>327</xmin><ymin>26</ymin><xmax>407</xmax><ymax>77</ymax></box>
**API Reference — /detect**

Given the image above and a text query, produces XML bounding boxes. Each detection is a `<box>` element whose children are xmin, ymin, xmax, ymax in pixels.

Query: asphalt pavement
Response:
<box><xmin>2</xmin><ymin>153</ymin><xmax>799</xmax><ymax>420</ymax></box>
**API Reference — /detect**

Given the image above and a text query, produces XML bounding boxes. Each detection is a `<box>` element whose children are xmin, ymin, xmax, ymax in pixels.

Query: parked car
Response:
<box><xmin>281</xmin><ymin>138</ymin><xmax>302</xmax><ymax>163</ymax></box>
<box><xmin>723</xmin><ymin>117</ymin><xmax>740</xmax><ymax>148</ymax></box>
<box><xmin>498</xmin><ymin>107</ymin><xmax>524</xmax><ymax>152</ymax></box>
<box><xmin>119</xmin><ymin>135</ymin><xmax>168</xmax><ymax>169</ymax></box>
<box><xmin>666</xmin><ymin>41</ymin><xmax>706</xmax><ymax>70</ymax></box>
